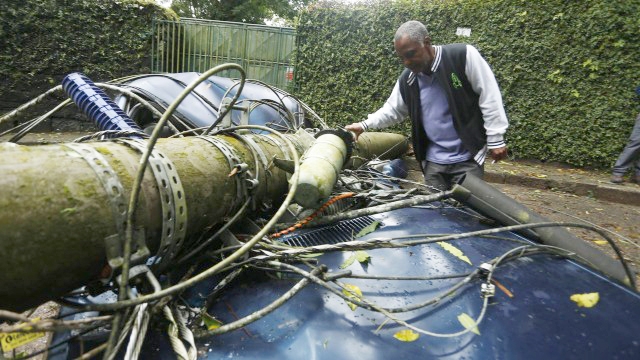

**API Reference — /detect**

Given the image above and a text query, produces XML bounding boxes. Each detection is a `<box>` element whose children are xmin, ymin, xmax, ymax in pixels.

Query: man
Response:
<box><xmin>345</xmin><ymin>20</ymin><xmax>509</xmax><ymax>190</ymax></box>
<box><xmin>610</xmin><ymin>111</ymin><xmax>640</xmax><ymax>184</ymax></box>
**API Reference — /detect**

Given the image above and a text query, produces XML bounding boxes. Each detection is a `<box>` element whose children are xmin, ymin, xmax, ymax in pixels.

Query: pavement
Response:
<box><xmin>484</xmin><ymin>160</ymin><xmax>640</xmax><ymax>206</ymax></box>
<box><xmin>403</xmin><ymin>157</ymin><xmax>640</xmax><ymax>206</ymax></box>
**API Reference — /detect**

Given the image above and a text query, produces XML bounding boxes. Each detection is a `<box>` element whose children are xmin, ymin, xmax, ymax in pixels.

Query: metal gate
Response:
<box><xmin>152</xmin><ymin>18</ymin><xmax>296</xmax><ymax>89</ymax></box>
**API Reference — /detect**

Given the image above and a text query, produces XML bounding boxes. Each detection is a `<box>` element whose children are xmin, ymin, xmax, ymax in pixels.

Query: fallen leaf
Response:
<box><xmin>355</xmin><ymin>250</ymin><xmax>371</xmax><ymax>264</ymax></box>
<box><xmin>342</xmin><ymin>284</ymin><xmax>363</xmax><ymax>311</ymax></box>
<box><xmin>339</xmin><ymin>253</ymin><xmax>357</xmax><ymax>269</ymax></box>
<box><xmin>438</xmin><ymin>242</ymin><xmax>472</xmax><ymax>265</ymax></box>
<box><xmin>393</xmin><ymin>329</ymin><xmax>420</xmax><ymax>342</ymax></box>
<box><xmin>592</xmin><ymin>240</ymin><xmax>608</xmax><ymax>245</ymax></box>
<box><xmin>457</xmin><ymin>313</ymin><xmax>480</xmax><ymax>335</ymax></box>
<box><xmin>356</xmin><ymin>221</ymin><xmax>380</xmax><ymax>238</ymax></box>
<box><xmin>202</xmin><ymin>312</ymin><xmax>224</xmax><ymax>330</ymax></box>
<box><xmin>570</xmin><ymin>292</ymin><xmax>599</xmax><ymax>308</ymax></box>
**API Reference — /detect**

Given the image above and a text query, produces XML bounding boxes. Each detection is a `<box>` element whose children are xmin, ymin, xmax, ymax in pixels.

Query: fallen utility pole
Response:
<box><xmin>0</xmin><ymin>131</ymin><xmax>408</xmax><ymax>311</ymax></box>
<box><xmin>452</xmin><ymin>174</ymin><xmax>634</xmax><ymax>288</ymax></box>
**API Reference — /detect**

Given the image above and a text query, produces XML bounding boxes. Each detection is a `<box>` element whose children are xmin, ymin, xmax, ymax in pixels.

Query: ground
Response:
<box><xmin>494</xmin><ymin>183</ymin><xmax>640</xmax><ymax>278</ymax></box>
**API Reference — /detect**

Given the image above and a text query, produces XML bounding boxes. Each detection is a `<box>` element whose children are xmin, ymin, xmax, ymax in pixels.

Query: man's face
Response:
<box><xmin>394</xmin><ymin>35</ymin><xmax>432</xmax><ymax>74</ymax></box>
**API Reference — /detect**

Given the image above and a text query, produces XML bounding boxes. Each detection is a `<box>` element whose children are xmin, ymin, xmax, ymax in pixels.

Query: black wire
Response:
<box><xmin>0</xmin><ymin>117</ymin><xmax>41</xmax><ymax>138</ymax></box>
<box><xmin>114</xmin><ymin>73</ymin><xmax>221</xmax><ymax>114</ymax></box>
<box><xmin>120</xmin><ymin>87</ymin><xmax>197</xmax><ymax>130</ymax></box>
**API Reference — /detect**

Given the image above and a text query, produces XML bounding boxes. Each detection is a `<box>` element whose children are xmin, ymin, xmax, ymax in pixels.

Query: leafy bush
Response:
<box><xmin>0</xmin><ymin>0</ymin><xmax>175</xmax><ymax>107</ymax></box>
<box><xmin>294</xmin><ymin>0</ymin><xmax>639</xmax><ymax>168</ymax></box>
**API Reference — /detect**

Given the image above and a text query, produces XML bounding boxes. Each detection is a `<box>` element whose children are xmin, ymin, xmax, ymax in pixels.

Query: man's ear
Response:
<box><xmin>423</xmin><ymin>36</ymin><xmax>431</xmax><ymax>47</ymax></box>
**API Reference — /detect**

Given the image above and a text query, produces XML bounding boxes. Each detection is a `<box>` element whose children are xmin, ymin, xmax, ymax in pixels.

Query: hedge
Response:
<box><xmin>0</xmin><ymin>0</ymin><xmax>175</xmax><ymax>109</ymax></box>
<box><xmin>294</xmin><ymin>0</ymin><xmax>640</xmax><ymax>168</ymax></box>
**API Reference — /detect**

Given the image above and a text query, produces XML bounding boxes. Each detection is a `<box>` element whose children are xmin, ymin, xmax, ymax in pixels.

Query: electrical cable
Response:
<box><xmin>196</xmin><ymin>265</ymin><xmax>326</xmax><ymax>337</ymax></box>
<box><xmin>240</xmin><ymin>220</ymin><xmax>636</xmax><ymax>292</ymax></box>
<box><xmin>97</xmin><ymin>82</ymin><xmax>183</xmax><ymax>136</ymax></box>
<box><xmin>0</xmin><ymin>85</ymin><xmax>64</xmax><ymax>126</ymax></box>
<box><xmin>243</xmin><ymin>79</ymin><xmax>297</xmax><ymax>128</ymax></box>
<box><xmin>0</xmin><ymin>116</ymin><xmax>41</xmax><ymax>138</ymax></box>
<box><xmin>535</xmin><ymin>204</ymin><xmax>640</xmax><ymax>250</ymax></box>
<box><xmin>104</xmin><ymin>64</ymin><xmax>247</xmax><ymax>357</ymax></box>
<box><xmin>9</xmin><ymin>99</ymin><xmax>72</xmax><ymax>143</ymax></box>
<box><xmin>176</xmin><ymin>198</ymin><xmax>251</xmax><ymax>265</ymax></box>
<box><xmin>202</xmin><ymin>73</ymin><xmax>246</xmax><ymax>135</ymax></box>
<box><xmin>270</xmin><ymin>192</ymin><xmax>356</xmax><ymax>238</ymax></box>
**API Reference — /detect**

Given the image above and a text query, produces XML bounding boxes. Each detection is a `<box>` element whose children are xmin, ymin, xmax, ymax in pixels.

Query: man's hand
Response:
<box><xmin>489</xmin><ymin>146</ymin><xmax>508</xmax><ymax>162</ymax></box>
<box><xmin>345</xmin><ymin>123</ymin><xmax>365</xmax><ymax>141</ymax></box>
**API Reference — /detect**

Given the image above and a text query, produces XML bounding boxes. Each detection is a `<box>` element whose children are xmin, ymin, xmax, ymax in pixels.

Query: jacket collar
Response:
<box><xmin>406</xmin><ymin>45</ymin><xmax>441</xmax><ymax>86</ymax></box>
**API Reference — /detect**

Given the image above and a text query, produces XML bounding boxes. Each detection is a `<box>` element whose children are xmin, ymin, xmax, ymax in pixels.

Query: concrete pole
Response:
<box><xmin>0</xmin><ymin>131</ymin><xmax>408</xmax><ymax>311</ymax></box>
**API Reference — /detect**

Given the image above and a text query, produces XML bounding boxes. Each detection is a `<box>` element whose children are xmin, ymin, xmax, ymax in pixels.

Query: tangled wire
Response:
<box><xmin>0</xmin><ymin>65</ymin><xmax>636</xmax><ymax>360</ymax></box>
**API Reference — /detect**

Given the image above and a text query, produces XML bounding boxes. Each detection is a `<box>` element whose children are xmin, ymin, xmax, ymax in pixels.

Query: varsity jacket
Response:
<box><xmin>360</xmin><ymin>44</ymin><xmax>508</xmax><ymax>168</ymax></box>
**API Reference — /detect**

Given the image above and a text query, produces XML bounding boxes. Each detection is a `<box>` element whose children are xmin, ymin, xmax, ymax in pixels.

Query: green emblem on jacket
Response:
<box><xmin>451</xmin><ymin>73</ymin><xmax>462</xmax><ymax>89</ymax></box>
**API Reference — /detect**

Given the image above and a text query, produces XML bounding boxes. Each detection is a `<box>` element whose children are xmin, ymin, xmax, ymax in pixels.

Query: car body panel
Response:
<box><xmin>189</xmin><ymin>206</ymin><xmax>640</xmax><ymax>359</ymax></box>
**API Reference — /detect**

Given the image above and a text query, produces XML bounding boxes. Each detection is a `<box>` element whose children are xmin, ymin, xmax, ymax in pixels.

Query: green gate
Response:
<box><xmin>152</xmin><ymin>18</ymin><xmax>296</xmax><ymax>89</ymax></box>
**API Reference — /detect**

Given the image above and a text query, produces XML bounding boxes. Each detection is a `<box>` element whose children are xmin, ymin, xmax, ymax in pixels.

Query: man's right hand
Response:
<box><xmin>489</xmin><ymin>146</ymin><xmax>508</xmax><ymax>162</ymax></box>
<box><xmin>345</xmin><ymin>123</ymin><xmax>365</xmax><ymax>141</ymax></box>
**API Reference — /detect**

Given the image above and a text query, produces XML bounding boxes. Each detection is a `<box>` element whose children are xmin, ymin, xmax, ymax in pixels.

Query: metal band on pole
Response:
<box><xmin>117</xmin><ymin>138</ymin><xmax>188</xmax><ymax>270</ymax></box>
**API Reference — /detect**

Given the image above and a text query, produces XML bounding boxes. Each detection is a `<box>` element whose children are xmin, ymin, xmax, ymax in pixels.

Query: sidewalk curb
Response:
<box><xmin>402</xmin><ymin>158</ymin><xmax>640</xmax><ymax>206</ymax></box>
<box><xmin>484</xmin><ymin>170</ymin><xmax>640</xmax><ymax>206</ymax></box>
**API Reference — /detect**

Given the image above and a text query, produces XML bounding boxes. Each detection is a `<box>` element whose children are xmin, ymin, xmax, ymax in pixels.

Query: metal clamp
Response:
<box><xmin>259</xmin><ymin>133</ymin><xmax>291</xmax><ymax>160</ymax></box>
<box><xmin>116</xmin><ymin>138</ymin><xmax>188</xmax><ymax>271</ymax></box>
<box><xmin>481</xmin><ymin>283</ymin><xmax>496</xmax><ymax>298</ymax></box>
<box><xmin>115</xmin><ymin>264</ymin><xmax>160</xmax><ymax>292</ymax></box>
<box><xmin>64</xmin><ymin>143</ymin><xmax>150</xmax><ymax>272</ymax></box>
<box><xmin>235</xmin><ymin>134</ymin><xmax>270</xmax><ymax>171</ymax></box>
<box><xmin>225</xmin><ymin>133</ymin><xmax>263</xmax><ymax>186</ymax></box>
<box><xmin>226</xmin><ymin>133</ymin><xmax>265</xmax><ymax>206</ymax></box>
<box><xmin>478</xmin><ymin>263</ymin><xmax>493</xmax><ymax>278</ymax></box>
<box><xmin>197</xmin><ymin>135</ymin><xmax>247</xmax><ymax>206</ymax></box>
<box><xmin>104</xmin><ymin>227</ymin><xmax>150</xmax><ymax>271</ymax></box>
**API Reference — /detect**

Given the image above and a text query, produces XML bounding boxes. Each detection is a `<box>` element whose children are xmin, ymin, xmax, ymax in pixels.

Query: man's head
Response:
<box><xmin>394</xmin><ymin>21</ymin><xmax>434</xmax><ymax>74</ymax></box>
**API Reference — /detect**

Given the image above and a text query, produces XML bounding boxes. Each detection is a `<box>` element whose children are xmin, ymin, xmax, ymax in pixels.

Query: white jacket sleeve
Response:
<box><xmin>465</xmin><ymin>45</ymin><xmax>509</xmax><ymax>149</ymax></box>
<box><xmin>360</xmin><ymin>80</ymin><xmax>409</xmax><ymax>131</ymax></box>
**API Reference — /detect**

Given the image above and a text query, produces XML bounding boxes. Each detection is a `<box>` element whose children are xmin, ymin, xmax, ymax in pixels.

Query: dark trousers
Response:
<box><xmin>612</xmin><ymin>112</ymin><xmax>640</xmax><ymax>176</ymax></box>
<box><xmin>422</xmin><ymin>159</ymin><xmax>484</xmax><ymax>191</ymax></box>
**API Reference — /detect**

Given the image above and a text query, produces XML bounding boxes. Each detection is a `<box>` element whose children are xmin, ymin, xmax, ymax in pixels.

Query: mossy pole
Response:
<box><xmin>0</xmin><ymin>132</ymin><xmax>408</xmax><ymax>311</ymax></box>
<box><xmin>346</xmin><ymin>132</ymin><xmax>410</xmax><ymax>169</ymax></box>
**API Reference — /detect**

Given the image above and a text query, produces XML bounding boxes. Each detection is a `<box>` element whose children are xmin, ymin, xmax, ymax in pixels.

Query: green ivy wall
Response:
<box><xmin>0</xmin><ymin>0</ymin><xmax>175</xmax><ymax>110</ymax></box>
<box><xmin>294</xmin><ymin>0</ymin><xmax>640</xmax><ymax>168</ymax></box>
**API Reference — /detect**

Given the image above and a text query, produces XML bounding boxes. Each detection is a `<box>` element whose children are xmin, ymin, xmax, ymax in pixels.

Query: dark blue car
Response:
<box><xmin>6</xmin><ymin>72</ymin><xmax>637</xmax><ymax>360</ymax></box>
